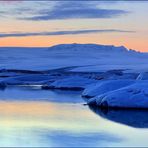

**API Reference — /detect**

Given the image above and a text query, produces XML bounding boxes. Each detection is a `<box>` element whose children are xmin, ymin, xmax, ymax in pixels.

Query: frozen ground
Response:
<box><xmin>0</xmin><ymin>43</ymin><xmax>148</xmax><ymax>72</ymax></box>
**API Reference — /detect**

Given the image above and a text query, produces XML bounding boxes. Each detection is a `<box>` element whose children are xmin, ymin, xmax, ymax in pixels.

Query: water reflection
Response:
<box><xmin>0</xmin><ymin>86</ymin><xmax>82</xmax><ymax>103</ymax></box>
<box><xmin>1</xmin><ymin>87</ymin><xmax>148</xmax><ymax>146</ymax></box>
<box><xmin>0</xmin><ymin>101</ymin><xmax>122</xmax><ymax>147</ymax></box>
<box><xmin>89</xmin><ymin>105</ymin><xmax>148</xmax><ymax>128</ymax></box>
<box><xmin>43</xmin><ymin>130</ymin><xmax>122</xmax><ymax>147</ymax></box>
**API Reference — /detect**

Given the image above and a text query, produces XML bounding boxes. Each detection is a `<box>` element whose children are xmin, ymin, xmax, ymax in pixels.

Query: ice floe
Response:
<box><xmin>42</xmin><ymin>76</ymin><xmax>97</xmax><ymax>90</ymax></box>
<box><xmin>88</xmin><ymin>81</ymin><xmax>148</xmax><ymax>109</ymax></box>
<box><xmin>82</xmin><ymin>80</ymin><xmax>135</xmax><ymax>98</ymax></box>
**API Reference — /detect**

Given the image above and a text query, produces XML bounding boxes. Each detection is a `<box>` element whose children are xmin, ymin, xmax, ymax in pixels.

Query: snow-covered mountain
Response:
<box><xmin>0</xmin><ymin>43</ymin><xmax>148</xmax><ymax>72</ymax></box>
<box><xmin>49</xmin><ymin>43</ymin><xmax>129</xmax><ymax>53</ymax></box>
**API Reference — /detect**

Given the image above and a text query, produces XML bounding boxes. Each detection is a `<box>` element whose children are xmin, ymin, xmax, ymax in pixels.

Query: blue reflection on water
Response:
<box><xmin>89</xmin><ymin>105</ymin><xmax>148</xmax><ymax>128</ymax></box>
<box><xmin>42</xmin><ymin>130</ymin><xmax>122</xmax><ymax>147</ymax></box>
<box><xmin>0</xmin><ymin>86</ymin><xmax>83</xmax><ymax>103</ymax></box>
<box><xmin>0</xmin><ymin>86</ymin><xmax>148</xmax><ymax>146</ymax></box>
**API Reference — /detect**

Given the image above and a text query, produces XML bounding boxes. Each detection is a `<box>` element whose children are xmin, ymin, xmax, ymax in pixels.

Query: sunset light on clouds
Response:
<box><xmin>0</xmin><ymin>1</ymin><xmax>148</xmax><ymax>52</ymax></box>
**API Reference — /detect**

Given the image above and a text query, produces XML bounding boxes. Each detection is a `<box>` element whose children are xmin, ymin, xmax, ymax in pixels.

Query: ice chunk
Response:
<box><xmin>89</xmin><ymin>81</ymin><xmax>148</xmax><ymax>109</ymax></box>
<box><xmin>82</xmin><ymin>80</ymin><xmax>134</xmax><ymax>98</ymax></box>
<box><xmin>42</xmin><ymin>76</ymin><xmax>96</xmax><ymax>90</ymax></box>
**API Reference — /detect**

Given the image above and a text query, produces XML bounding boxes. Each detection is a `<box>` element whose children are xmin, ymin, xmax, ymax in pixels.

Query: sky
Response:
<box><xmin>0</xmin><ymin>1</ymin><xmax>148</xmax><ymax>52</ymax></box>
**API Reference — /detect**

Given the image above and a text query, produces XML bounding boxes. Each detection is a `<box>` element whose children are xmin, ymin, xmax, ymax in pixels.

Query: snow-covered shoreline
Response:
<box><xmin>1</xmin><ymin>43</ymin><xmax>148</xmax><ymax>109</ymax></box>
<box><xmin>0</xmin><ymin>67</ymin><xmax>147</xmax><ymax>109</ymax></box>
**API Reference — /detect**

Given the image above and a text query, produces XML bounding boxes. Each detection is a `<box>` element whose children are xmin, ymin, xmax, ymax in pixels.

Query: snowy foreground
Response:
<box><xmin>1</xmin><ymin>43</ymin><xmax>148</xmax><ymax>109</ymax></box>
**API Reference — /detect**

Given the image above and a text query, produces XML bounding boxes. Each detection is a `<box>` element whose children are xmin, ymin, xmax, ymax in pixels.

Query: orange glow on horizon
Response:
<box><xmin>0</xmin><ymin>35</ymin><xmax>147</xmax><ymax>52</ymax></box>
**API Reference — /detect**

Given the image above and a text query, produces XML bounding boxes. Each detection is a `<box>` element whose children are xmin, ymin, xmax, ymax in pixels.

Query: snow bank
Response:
<box><xmin>42</xmin><ymin>76</ymin><xmax>96</xmax><ymax>90</ymax></box>
<box><xmin>2</xmin><ymin>74</ymin><xmax>59</xmax><ymax>85</ymax></box>
<box><xmin>88</xmin><ymin>81</ymin><xmax>148</xmax><ymax>109</ymax></box>
<box><xmin>82</xmin><ymin>80</ymin><xmax>134</xmax><ymax>98</ymax></box>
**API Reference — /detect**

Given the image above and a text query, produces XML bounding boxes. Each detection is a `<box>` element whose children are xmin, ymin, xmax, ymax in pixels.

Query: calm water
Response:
<box><xmin>0</xmin><ymin>86</ymin><xmax>148</xmax><ymax>147</ymax></box>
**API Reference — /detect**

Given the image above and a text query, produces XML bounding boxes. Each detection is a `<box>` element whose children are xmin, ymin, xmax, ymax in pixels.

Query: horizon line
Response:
<box><xmin>0</xmin><ymin>43</ymin><xmax>144</xmax><ymax>53</ymax></box>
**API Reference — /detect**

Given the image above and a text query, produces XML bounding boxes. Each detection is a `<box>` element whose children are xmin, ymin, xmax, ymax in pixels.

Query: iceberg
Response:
<box><xmin>88</xmin><ymin>81</ymin><xmax>148</xmax><ymax>109</ymax></box>
<box><xmin>82</xmin><ymin>80</ymin><xmax>135</xmax><ymax>98</ymax></box>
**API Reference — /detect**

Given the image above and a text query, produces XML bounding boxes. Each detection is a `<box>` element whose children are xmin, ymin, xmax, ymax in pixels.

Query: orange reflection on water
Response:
<box><xmin>0</xmin><ymin>101</ymin><xmax>103</xmax><ymax>132</ymax></box>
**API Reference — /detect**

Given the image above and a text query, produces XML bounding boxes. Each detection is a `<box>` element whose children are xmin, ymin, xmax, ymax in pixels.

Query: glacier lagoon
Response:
<box><xmin>0</xmin><ymin>44</ymin><xmax>148</xmax><ymax>146</ymax></box>
<box><xmin>0</xmin><ymin>86</ymin><xmax>148</xmax><ymax>147</ymax></box>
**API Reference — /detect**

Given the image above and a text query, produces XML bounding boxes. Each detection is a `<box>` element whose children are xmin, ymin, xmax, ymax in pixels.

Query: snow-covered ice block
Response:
<box><xmin>2</xmin><ymin>74</ymin><xmax>57</xmax><ymax>85</ymax></box>
<box><xmin>88</xmin><ymin>81</ymin><xmax>148</xmax><ymax>109</ymax></box>
<box><xmin>82</xmin><ymin>80</ymin><xmax>134</xmax><ymax>98</ymax></box>
<box><xmin>42</xmin><ymin>76</ymin><xmax>96</xmax><ymax>90</ymax></box>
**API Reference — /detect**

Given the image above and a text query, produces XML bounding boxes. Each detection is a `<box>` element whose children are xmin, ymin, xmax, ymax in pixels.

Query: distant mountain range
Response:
<box><xmin>49</xmin><ymin>43</ymin><xmax>130</xmax><ymax>52</ymax></box>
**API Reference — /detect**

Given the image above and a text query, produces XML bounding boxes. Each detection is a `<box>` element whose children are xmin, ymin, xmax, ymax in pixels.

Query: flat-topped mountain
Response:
<box><xmin>48</xmin><ymin>43</ymin><xmax>134</xmax><ymax>53</ymax></box>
